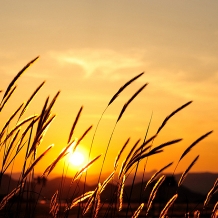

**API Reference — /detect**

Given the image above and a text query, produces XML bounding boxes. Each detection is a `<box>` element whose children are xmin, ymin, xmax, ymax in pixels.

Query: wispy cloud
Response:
<box><xmin>49</xmin><ymin>49</ymin><xmax>147</xmax><ymax>79</ymax></box>
<box><xmin>47</xmin><ymin>48</ymin><xmax>218</xmax><ymax>106</ymax></box>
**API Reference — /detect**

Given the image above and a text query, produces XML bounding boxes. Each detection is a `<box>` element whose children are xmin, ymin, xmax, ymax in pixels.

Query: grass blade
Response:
<box><xmin>0</xmin><ymin>182</ymin><xmax>24</xmax><ymax>210</ymax></box>
<box><xmin>211</xmin><ymin>201</ymin><xmax>218</xmax><ymax>218</ymax></box>
<box><xmin>73</xmin><ymin>125</ymin><xmax>92</xmax><ymax>152</ymax></box>
<box><xmin>125</xmin><ymin>149</ymin><xmax>162</xmax><ymax>175</ymax></box>
<box><xmin>0</xmin><ymin>85</ymin><xmax>17</xmax><ymax>112</ymax></box>
<box><xmin>27</xmin><ymin>114</ymin><xmax>55</xmax><ymax>158</ymax></box>
<box><xmin>132</xmin><ymin>203</ymin><xmax>144</xmax><ymax>218</ymax></box>
<box><xmin>43</xmin><ymin>91</ymin><xmax>60</xmax><ymax>123</ymax></box>
<box><xmin>178</xmin><ymin>155</ymin><xmax>199</xmax><ymax>187</ymax></box>
<box><xmin>100</xmin><ymin>171</ymin><xmax>115</xmax><ymax>192</ymax></box>
<box><xmin>2</xmin><ymin>129</ymin><xmax>20</xmax><ymax>169</ymax></box>
<box><xmin>146</xmin><ymin>175</ymin><xmax>166</xmax><ymax>215</ymax></box>
<box><xmin>49</xmin><ymin>190</ymin><xmax>59</xmax><ymax>217</ymax></box>
<box><xmin>145</xmin><ymin>162</ymin><xmax>173</xmax><ymax>190</ymax></box>
<box><xmin>150</xmin><ymin>139</ymin><xmax>182</xmax><ymax>154</ymax></box>
<box><xmin>118</xmin><ymin>174</ymin><xmax>125</xmax><ymax>211</ymax></box>
<box><xmin>108</xmin><ymin>72</ymin><xmax>144</xmax><ymax>106</ymax></box>
<box><xmin>65</xmin><ymin>191</ymin><xmax>94</xmax><ymax>211</ymax></box>
<box><xmin>42</xmin><ymin>141</ymin><xmax>74</xmax><ymax>177</ymax></box>
<box><xmin>19</xmin><ymin>81</ymin><xmax>45</xmax><ymax>119</ymax></box>
<box><xmin>159</xmin><ymin>194</ymin><xmax>178</xmax><ymax>218</ymax></box>
<box><xmin>127</xmin><ymin>139</ymin><xmax>181</xmax><ymax>171</ymax></box>
<box><xmin>156</xmin><ymin>101</ymin><xmax>192</xmax><ymax>135</ymax></box>
<box><xmin>114</xmin><ymin>138</ymin><xmax>130</xmax><ymax>170</ymax></box>
<box><xmin>1</xmin><ymin>56</ymin><xmax>39</xmax><ymax>104</ymax></box>
<box><xmin>23</xmin><ymin>144</ymin><xmax>53</xmax><ymax>179</ymax></box>
<box><xmin>132</xmin><ymin>134</ymin><xmax>157</xmax><ymax>158</ymax></box>
<box><xmin>0</xmin><ymin>115</ymin><xmax>38</xmax><ymax>148</ymax></box>
<box><xmin>72</xmin><ymin>154</ymin><xmax>101</xmax><ymax>182</ymax></box>
<box><xmin>179</xmin><ymin>131</ymin><xmax>213</xmax><ymax>162</ymax></box>
<box><xmin>118</xmin><ymin>139</ymin><xmax>141</xmax><ymax>179</ymax></box>
<box><xmin>0</xmin><ymin>103</ymin><xmax>23</xmax><ymax>140</ymax></box>
<box><xmin>92</xmin><ymin>183</ymin><xmax>101</xmax><ymax>218</ymax></box>
<box><xmin>68</xmin><ymin>106</ymin><xmax>83</xmax><ymax>143</ymax></box>
<box><xmin>83</xmin><ymin>187</ymin><xmax>98</xmax><ymax>215</ymax></box>
<box><xmin>37</xmin><ymin>96</ymin><xmax>49</xmax><ymax>133</ymax></box>
<box><xmin>203</xmin><ymin>178</ymin><xmax>218</xmax><ymax>208</ymax></box>
<box><xmin>117</xmin><ymin>83</ymin><xmax>148</xmax><ymax>122</ymax></box>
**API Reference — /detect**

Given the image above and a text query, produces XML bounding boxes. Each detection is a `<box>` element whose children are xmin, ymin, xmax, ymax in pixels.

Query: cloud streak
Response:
<box><xmin>49</xmin><ymin>49</ymin><xmax>146</xmax><ymax>79</ymax></box>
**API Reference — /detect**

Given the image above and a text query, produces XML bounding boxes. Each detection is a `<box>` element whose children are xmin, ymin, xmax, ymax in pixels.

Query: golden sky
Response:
<box><xmin>0</xmin><ymin>1</ymin><xmax>218</xmax><ymax>180</ymax></box>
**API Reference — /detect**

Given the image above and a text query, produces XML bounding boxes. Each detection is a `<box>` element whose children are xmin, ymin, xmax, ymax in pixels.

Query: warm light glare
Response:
<box><xmin>68</xmin><ymin>151</ymin><xmax>85</xmax><ymax>167</ymax></box>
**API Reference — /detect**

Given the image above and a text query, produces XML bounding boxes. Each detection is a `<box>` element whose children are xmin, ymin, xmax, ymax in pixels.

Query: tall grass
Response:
<box><xmin>0</xmin><ymin>57</ymin><xmax>217</xmax><ymax>218</ymax></box>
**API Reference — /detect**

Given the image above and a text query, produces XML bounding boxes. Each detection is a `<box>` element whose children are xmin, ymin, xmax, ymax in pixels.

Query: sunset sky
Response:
<box><xmin>0</xmin><ymin>1</ymin><xmax>218</xmax><ymax>181</ymax></box>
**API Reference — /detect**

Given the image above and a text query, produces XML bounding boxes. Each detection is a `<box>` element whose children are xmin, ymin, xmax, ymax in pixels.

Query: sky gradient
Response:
<box><xmin>0</xmin><ymin>1</ymin><xmax>218</xmax><ymax>180</ymax></box>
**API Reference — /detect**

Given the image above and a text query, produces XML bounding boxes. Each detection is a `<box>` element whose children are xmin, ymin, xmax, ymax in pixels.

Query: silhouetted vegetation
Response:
<box><xmin>0</xmin><ymin>57</ymin><xmax>217</xmax><ymax>218</ymax></box>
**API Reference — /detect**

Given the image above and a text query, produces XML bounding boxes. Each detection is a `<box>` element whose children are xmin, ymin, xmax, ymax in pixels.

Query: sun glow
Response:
<box><xmin>68</xmin><ymin>150</ymin><xmax>85</xmax><ymax>167</ymax></box>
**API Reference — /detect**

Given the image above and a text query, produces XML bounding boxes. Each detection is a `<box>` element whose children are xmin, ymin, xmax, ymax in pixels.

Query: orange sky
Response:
<box><xmin>0</xmin><ymin>1</ymin><xmax>218</xmax><ymax>181</ymax></box>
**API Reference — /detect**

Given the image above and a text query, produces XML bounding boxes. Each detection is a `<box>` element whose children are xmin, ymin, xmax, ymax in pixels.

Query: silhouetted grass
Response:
<box><xmin>0</xmin><ymin>57</ymin><xmax>217</xmax><ymax>218</ymax></box>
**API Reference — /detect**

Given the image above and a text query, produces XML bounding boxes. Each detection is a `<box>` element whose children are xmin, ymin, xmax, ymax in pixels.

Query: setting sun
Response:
<box><xmin>68</xmin><ymin>151</ymin><xmax>85</xmax><ymax>167</ymax></box>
